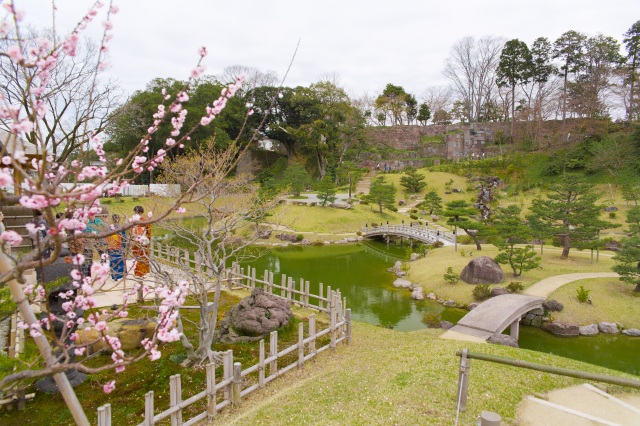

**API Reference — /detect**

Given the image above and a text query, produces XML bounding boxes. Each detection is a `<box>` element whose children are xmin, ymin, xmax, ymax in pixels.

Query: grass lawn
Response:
<box><xmin>407</xmin><ymin>243</ymin><xmax>621</xmax><ymax>306</ymax></box>
<box><xmin>216</xmin><ymin>322</ymin><xmax>640</xmax><ymax>425</ymax></box>
<box><xmin>270</xmin><ymin>203</ymin><xmax>408</xmax><ymax>235</ymax></box>
<box><xmin>550</xmin><ymin>278</ymin><xmax>640</xmax><ymax>328</ymax></box>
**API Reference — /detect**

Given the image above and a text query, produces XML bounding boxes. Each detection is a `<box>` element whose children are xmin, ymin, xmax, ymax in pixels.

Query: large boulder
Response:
<box><xmin>542</xmin><ymin>322</ymin><xmax>579</xmax><ymax>337</ymax></box>
<box><xmin>460</xmin><ymin>256</ymin><xmax>504</xmax><ymax>284</ymax></box>
<box><xmin>487</xmin><ymin>334</ymin><xmax>519</xmax><ymax>348</ymax></box>
<box><xmin>215</xmin><ymin>288</ymin><xmax>293</xmax><ymax>344</ymax></box>
<box><xmin>76</xmin><ymin>318</ymin><xmax>156</xmax><ymax>354</ymax></box>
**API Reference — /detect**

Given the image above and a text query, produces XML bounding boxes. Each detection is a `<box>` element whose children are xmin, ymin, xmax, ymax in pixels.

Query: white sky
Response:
<box><xmin>19</xmin><ymin>0</ymin><xmax>640</xmax><ymax>100</ymax></box>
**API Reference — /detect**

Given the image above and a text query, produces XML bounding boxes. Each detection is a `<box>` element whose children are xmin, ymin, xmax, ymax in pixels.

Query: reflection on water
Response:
<box><xmin>244</xmin><ymin>241</ymin><xmax>640</xmax><ymax>375</ymax></box>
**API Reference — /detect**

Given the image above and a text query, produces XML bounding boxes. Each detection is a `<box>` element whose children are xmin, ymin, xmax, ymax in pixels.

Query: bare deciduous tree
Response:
<box><xmin>443</xmin><ymin>36</ymin><xmax>504</xmax><ymax>122</ymax></box>
<box><xmin>156</xmin><ymin>140</ymin><xmax>280</xmax><ymax>367</ymax></box>
<box><xmin>0</xmin><ymin>34</ymin><xmax>121</xmax><ymax>163</ymax></box>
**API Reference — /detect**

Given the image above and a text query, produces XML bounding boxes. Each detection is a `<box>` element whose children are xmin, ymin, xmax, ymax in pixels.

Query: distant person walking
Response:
<box><xmin>107</xmin><ymin>214</ymin><xmax>126</xmax><ymax>280</ymax></box>
<box><xmin>30</xmin><ymin>210</ymin><xmax>51</xmax><ymax>259</ymax></box>
<box><xmin>131</xmin><ymin>206</ymin><xmax>151</xmax><ymax>277</ymax></box>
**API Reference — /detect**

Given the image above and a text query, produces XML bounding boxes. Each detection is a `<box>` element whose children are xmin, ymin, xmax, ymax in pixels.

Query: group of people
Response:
<box><xmin>33</xmin><ymin>206</ymin><xmax>151</xmax><ymax>281</ymax></box>
<box><xmin>375</xmin><ymin>162</ymin><xmax>392</xmax><ymax>172</ymax></box>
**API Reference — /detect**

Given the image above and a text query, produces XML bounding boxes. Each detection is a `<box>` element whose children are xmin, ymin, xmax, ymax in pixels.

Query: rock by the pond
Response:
<box><xmin>427</xmin><ymin>292</ymin><xmax>436</xmax><ymax>300</ymax></box>
<box><xmin>276</xmin><ymin>233</ymin><xmax>298</xmax><ymax>242</ymax></box>
<box><xmin>389</xmin><ymin>261</ymin><xmax>403</xmax><ymax>273</ymax></box>
<box><xmin>396</xmin><ymin>271</ymin><xmax>407</xmax><ymax>277</ymax></box>
<box><xmin>411</xmin><ymin>287</ymin><xmax>424</xmax><ymax>300</ymax></box>
<box><xmin>542</xmin><ymin>322</ymin><xmax>579</xmax><ymax>337</ymax></box>
<box><xmin>622</xmin><ymin>328</ymin><xmax>640</xmax><ymax>336</ymax></box>
<box><xmin>531</xmin><ymin>316</ymin><xmax>543</xmax><ymax>328</ymax></box>
<box><xmin>528</xmin><ymin>307</ymin><xmax>545</xmax><ymax>316</ymax></box>
<box><xmin>393</xmin><ymin>278</ymin><xmax>412</xmax><ymax>288</ymax></box>
<box><xmin>579</xmin><ymin>324</ymin><xmax>599</xmax><ymax>336</ymax></box>
<box><xmin>460</xmin><ymin>256</ymin><xmax>504</xmax><ymax>284</ymax></box>
<box><xmin>300</xmin><ymin>239</ymin><xmax>311</xmax><ymax>245</ymax></box>
<box><xmin>487</xmin><ymin>334</ymin><xmax>519</xmax><ymax>348</ymax></box>
<box><xmin>466</xmin><ymin>302</ymin><xmax>479</xmax><ymax>310</ymax></box>
<box><xmin>598</xmin><ymin>322</ymin><xmax>620</xmax><ymax>334</ymax></box>
<box><xmin>76</xmin><ymin>318</ymin><xmax>157</xmax><ymax>354</ymax></box>
<box><xmin>443</xmin><ymin>300</ymin><xmax>456</xmax><ymax>307</ymax></box>
<box><xmin>215</xmin><ymin>288</ymin><xmax>293</xmax><ymax>344</ymax></box>
<box><xmin>409</xmin><ymin>253</ymin><xmax>420</xmax><ymax>261</ymax></box>
<box><xmin>543</xmin><ymin>300</ymin><xmax>564</xmax><ymax>312</ymax></box>
<box><xmin>490</xmin><ymin>287</ymin><xmax>509</xmax><ymax>297</ymax></box>
<box><xmin>398</xmin><ymin>200</ymin><xmax>406</xmax><ymax>206</ymax></box>
<box><xmin>437</xmin><ymin>321</ymin><xmax>454</xmax><ymax>330</ymax></box>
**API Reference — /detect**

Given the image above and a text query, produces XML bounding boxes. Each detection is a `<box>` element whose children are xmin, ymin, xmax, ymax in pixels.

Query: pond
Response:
<box><xmin>245</xmin><ymin>241</ymin><xmax>640</xmax><ymax>376</ymax></box>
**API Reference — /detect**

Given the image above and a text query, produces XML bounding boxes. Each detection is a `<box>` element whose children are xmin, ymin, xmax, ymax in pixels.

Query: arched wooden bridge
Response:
<box><xmin>448</xmin><ymin>294</ymin><xmax>544</xmax><ymax>341</ymax></box>
<box><xmin>361</xmin><ymin>224</ymin><xmax>455</xmax><ymax>246</ymax></box>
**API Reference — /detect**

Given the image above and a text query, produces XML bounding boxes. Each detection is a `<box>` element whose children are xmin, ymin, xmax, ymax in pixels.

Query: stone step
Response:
<box><xmin>516</xmin><ymin>384</ymin><xmax>640</xmax><ymax>426</ymax></box>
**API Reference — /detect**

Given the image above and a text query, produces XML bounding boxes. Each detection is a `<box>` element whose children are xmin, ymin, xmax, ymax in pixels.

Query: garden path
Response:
<box><xmin>523</xmin><ymin>272</ymin><xmax>620</xmax><ymax>298</ymax></box>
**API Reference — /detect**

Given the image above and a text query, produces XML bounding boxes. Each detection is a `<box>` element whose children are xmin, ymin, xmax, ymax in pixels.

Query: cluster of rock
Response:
<box><xmin>542</xmin><ymin>321</ymin><xmax>640</xmax><ymax>337</ymax></box>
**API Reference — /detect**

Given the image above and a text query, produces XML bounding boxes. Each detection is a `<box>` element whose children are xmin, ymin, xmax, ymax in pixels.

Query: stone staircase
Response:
<box><xmin>355</xmin><ymin>171</ymin><xmax>375</xmax><ymax>195</ymax></box>
<box><xmin>516</xmin><ymin>383</ymin><xmax>640</xmax><ymax>425</ymax></box>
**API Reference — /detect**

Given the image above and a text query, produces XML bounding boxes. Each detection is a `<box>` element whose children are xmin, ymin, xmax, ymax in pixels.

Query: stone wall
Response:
<box><xmin>365</xmin><ymin>123</ymin><xmax>510</xmax><ymax>162</ymax></box>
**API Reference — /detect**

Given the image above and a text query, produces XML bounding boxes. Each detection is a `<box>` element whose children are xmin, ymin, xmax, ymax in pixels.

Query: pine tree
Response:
<box><xmin>419</xmin><ymin>190</ymin><xmax>443</xmax><ymax>215</ymax></box>
<box><xmin>527</xmin><ymin>176</ymin><xmax>613</xmax><ymax>259</ymax></box>
<box><xmin>400</xmin><ymin>167</ymin><xmax>427</xmax><ymax>193</ymax></box>
<box><xmin>364</xmin><ymin>177</ymin><xmax>396</xmax><ymax>213</ymax></box>
<box><xmin>493</xmin><ymin>205</ymin><xmax>540</xmax><ymax>277</ymax></box>
<box><xmin>443</xmin><ymin>200</ymin><xmax>487</xmax><ymax>251</ymax></box>
<box><xmin>316</xmin><ymin>177</ymin><xmax>337</xmax><ymax>206</ymax></box>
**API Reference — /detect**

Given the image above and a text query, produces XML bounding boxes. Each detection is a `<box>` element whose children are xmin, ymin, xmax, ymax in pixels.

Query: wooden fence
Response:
<box><xmin>150</xmin><ymin>242</ymin><xmax>346</xmax><ymax>314</ymax></box>
<box><xmin>96</xmin><ymin>243</ymin><xmax>352</xmax><ymax>425</ymax></box>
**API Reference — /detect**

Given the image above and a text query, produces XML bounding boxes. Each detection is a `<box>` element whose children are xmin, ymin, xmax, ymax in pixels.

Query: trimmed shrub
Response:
<box><xmin>443</xmin><ymin>267</ymin><xmax>460</xmax><ymax>285</ymax></box>
<box><xmin>506</xmin><ymin>281</ymin><xmax>524</xmax><ymax>293</ymax></box>
<box><xmin>472</xmin><ymin>284</ymin><xmax>491</xmax><ymax>301</ymax></box>
<box><xmin>409</xmin><ymin>214</ymin><xmax>419</xmax><ymax>220</ymax></box>
<box><xmin>296</xmin><ymin>234</ymin><xmax>304</xmax><ymax>242</ymax></box>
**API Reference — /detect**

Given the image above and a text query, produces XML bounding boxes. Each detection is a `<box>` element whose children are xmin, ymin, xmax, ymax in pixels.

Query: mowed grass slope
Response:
<box><xmin>216</xmin><ymin>323</ymin><xmax>640</xmax><ymax>425</ymax></box>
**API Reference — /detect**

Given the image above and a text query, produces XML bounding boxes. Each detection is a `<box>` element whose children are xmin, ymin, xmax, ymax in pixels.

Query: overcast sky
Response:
<box><xmin>21</xmin><ymin>0</ymin><xmax>640</xmax><ymax>100</ymax></box>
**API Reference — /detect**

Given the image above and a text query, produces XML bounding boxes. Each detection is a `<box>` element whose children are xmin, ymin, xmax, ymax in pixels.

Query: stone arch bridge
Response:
<box><xmin>447</xmin><ymin>294</ymin><xmax>545</xmax><ymax>342</ymax></box>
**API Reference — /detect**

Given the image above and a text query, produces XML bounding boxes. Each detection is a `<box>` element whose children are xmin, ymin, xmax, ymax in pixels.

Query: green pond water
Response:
<box><xmin>245</xmin><ymin>242</ymin><xmax>640</xmax><ymax>376</ymax></box>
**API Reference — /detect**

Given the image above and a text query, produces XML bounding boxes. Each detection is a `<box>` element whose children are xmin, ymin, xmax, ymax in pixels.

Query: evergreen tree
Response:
<box><xmin>283</xmin><ymin>163</ymin><xmax>311</xmax><ymax>196</ymax></box>
<box><xmin>443</xmin><ymin>200</ymin><xmax>486</xmax><ymax>251</ymax></box>
<box><xmin>364</xmin><ymin>177</ymin><xmax>396</xmax><ymax>213</ymax></box>
<box><xmin>419</xmin><ymin>190</ymin><xmax>443</xmax><ymax>215</ymax></box>
<box><xmin>316</xmin><ymin>177</ymin><xmax>337</xmax><ymax>206</ymax></box>
<box><xmin>527</xmin><ymin>176</ymin><xmax>613</xmax><ymax>259</ymax></box>
<box><xmin>613</xmin><ymin>206</ymin><xmax>640</xmax><ymax>292</ymax></box>
<box><xmin>400</xmin><ymin>168</ymin><xmax>427</xmax><ymax>193</ymax></box>
<box><xmin>496</xmin><ymin>39</ymin><xmax>533</xmax><ymax>139</ymax></box>
<box><xmin>492</xmin><ymin>205</ymin><xmax>540</xmax><ymax>277</ymax></box>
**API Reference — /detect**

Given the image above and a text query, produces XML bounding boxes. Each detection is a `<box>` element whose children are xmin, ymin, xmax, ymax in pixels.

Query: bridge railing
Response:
<box><xmin>361</xmin><ymin>224</ymin><xmax>455</xmax><ymax>244</ymax></box>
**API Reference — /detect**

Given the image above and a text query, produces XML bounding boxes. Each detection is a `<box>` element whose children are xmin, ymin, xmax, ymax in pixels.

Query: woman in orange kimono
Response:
<box><xmin>131</xmin><ymin>206</ymin><xmax>151</xmax><ymax>277</ymax></box>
